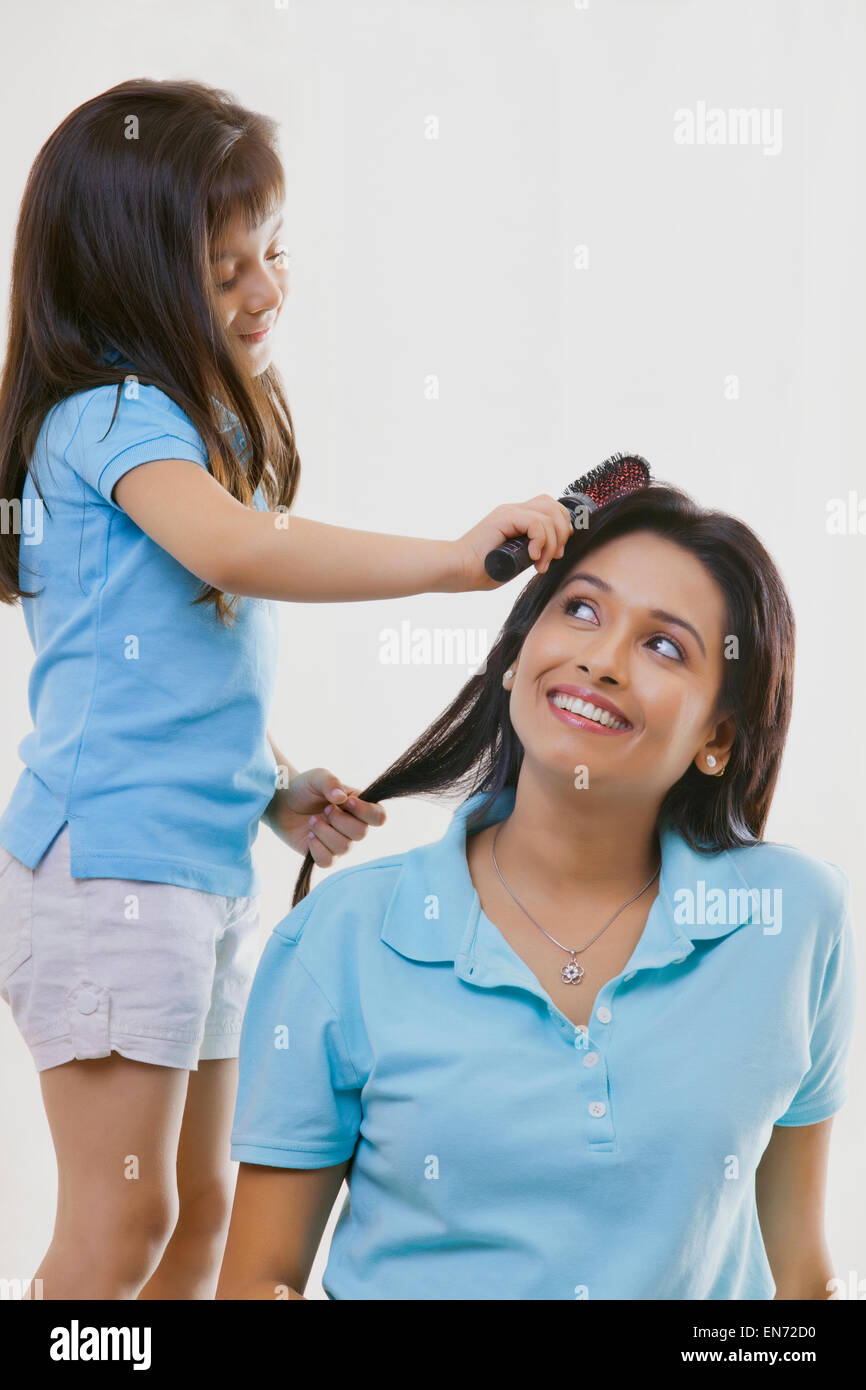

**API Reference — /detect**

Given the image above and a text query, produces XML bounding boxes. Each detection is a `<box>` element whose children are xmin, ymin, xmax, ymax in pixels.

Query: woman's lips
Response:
<box><xmin>547</xmin><ymin>694</ymin><xmax>631</xmax><ymax>735</ymax></box>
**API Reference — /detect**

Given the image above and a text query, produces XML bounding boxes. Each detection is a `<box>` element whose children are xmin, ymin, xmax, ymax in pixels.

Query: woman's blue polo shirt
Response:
<box><xmin>231</xmin><ymin>786</ymin><xmax>857</xmax><ymax>1300</ymax></box>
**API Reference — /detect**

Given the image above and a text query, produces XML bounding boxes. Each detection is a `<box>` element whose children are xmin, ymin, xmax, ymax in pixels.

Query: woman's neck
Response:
<box><xmin>490</xmin><ymin>774</ymin><xmax>662</xmax><ymax>900</ymax></box>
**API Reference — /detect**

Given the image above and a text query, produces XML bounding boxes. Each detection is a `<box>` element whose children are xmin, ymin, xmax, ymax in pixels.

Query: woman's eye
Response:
<box><xmin>648</xmin><ymin>634</ymin><xmax>685</xmax><ymax>661</ymax></box>
<box><xmin>217</xmin><ymin>276</ymin><xmax>237</xmax><ymax>293</ymax></box>
<box><xmin>562</xmin><ymin>596</ymin><xmax>595</xmax><ymax>622</ymax></box>
<box><xmin>270</xmin><ymin>246</ymin><xmax>290</xmax><ymax>266</ymax></box>
<box><xmin>559</xmin><ymin>594</ymin><xmax>685</xmax><ymax>661</ymax></box>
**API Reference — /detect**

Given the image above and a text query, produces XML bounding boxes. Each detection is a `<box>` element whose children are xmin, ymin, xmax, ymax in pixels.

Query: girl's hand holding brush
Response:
<box><xmin>453</xmin><ymin>494</ymin><xmax>575</xmax><ymax>590</ymax></box>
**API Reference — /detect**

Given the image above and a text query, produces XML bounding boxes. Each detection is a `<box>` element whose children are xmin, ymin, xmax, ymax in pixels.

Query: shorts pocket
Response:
<box><xmin>0</xmin><ymin>848</ymin><xmax>34</xmax><ymax>984</ymax></box>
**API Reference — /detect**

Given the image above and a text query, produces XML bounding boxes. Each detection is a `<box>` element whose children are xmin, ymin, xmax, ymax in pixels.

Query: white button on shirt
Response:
<box><xmin>232</xmin><ymin>786</ymin><xmax>857</xmax><ymax>1301</ymax></box>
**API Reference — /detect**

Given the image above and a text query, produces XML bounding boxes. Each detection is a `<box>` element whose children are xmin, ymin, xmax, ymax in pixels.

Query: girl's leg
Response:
<box><xmin>137</xmin><ymin>1057</ymin><xmax>239</xmax><ymax>1300</ymax></box>
<box><xmin>34</xmin><ymin>1054</ymin><xmax>189</xmax><ymax>1299</ymax></box>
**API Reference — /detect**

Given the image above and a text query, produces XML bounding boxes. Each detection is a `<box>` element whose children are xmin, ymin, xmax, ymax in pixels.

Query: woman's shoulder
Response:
<box><xmin>723</xmin><ymin>833</ymin><xmax>846</xmax><ymax>889</ymax></box>
<box><xmin>267</xmin><ymin>848</ymin><xmax>421</xmax><ymax>1002</ymax></box>
<box><xmin>273</xmin><ymin>847</ymin><xmax>415</xmax><ymax>948</ymax></box>
<box><xmin>718</xmin><ymin>834</ymin><xmax>850</xmax><ymax>936</ymax></box>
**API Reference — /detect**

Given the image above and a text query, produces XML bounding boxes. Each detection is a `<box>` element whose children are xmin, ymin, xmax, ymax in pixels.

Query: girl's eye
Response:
<box><xmin>559</xmin><ymin>594</ymin><xmax>686</xmax><ymax>662</ymax></box>
<box><xmin>216</xmin><ymin>247</ymin><xmax>291</xmax><ymax>293</ymax></box>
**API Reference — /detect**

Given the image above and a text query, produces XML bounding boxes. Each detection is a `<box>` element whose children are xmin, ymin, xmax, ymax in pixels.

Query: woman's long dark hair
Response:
<box><xmin>292</xmin><ymin>482</ymin><xmax>795</xmax><ymax>905</ymax></box>
<box><xmin>0</xmin><ymin>77</ymin><xmax>301</xmax><ymax>623</ymax></box>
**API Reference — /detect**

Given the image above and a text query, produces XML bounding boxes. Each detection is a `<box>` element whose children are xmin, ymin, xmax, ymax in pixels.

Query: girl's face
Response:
<box><xmin>209</xmin><ymin>206</ymin><xmax>290</xmax><ymax>375</ymax></box>
<box><xmin>506</xmin><ymin>530</ymin><xmax>736</xmax><ymax>796</ymax></box>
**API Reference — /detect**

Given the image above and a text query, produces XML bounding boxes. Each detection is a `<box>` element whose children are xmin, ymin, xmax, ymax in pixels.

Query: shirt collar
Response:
<box><xmin>380</xmin><ymin>786</ymin><xmax>759</xmax><ymax>980</ymax></box>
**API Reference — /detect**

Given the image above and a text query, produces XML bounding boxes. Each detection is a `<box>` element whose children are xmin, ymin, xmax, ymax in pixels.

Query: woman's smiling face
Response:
<box><xmin>505</xmin><ymin>529</ymin><xmax>736</xmax><ymax>793</ymax></box>
<box><xmin>209</xmin><ymin>206</ymin><xmax>290</xmax><ymax>375</ymax></box>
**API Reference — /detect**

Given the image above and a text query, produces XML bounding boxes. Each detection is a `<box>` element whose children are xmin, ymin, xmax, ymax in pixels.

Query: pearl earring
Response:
<box><xmin>505</xmin><ymin>668</ymin><xmax>514</xmax><ymax>679</ymax></box>
<box><xmin>706</xmin><ymin>755</ymin><xmax>717</xmax><ymax>767</ymax></box>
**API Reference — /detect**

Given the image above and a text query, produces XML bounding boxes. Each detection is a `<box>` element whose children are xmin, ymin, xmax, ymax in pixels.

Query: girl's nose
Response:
<box><xmin>245</xmin><ymin>271</ymin><xmax>283</xmax><ymax>315</ymax></box>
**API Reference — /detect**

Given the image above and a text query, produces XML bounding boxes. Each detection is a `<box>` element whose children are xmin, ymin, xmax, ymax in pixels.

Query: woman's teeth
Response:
<box><xmin>550</xmin><ymin>692</ymin><xmax>629</xmax><ymax>730</ymax></box>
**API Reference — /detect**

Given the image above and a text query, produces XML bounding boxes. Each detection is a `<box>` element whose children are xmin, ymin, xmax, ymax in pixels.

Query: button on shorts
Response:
<box><xmin>0</xmin><ymin>826</ymin><xmax>261</xmax><ymax>1072</ymax></box>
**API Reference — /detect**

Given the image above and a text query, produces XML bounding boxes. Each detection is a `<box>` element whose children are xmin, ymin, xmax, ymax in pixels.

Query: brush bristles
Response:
<box><xmin>567</xmin><ymin>452</ymin><xmax>651</xmax><ymax>507</ymax></box>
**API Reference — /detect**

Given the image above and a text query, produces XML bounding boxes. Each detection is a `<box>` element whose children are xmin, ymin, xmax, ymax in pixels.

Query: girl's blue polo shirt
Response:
<box><xmin>231</xmin><ymin>786</ymin><xmax>857</xmax><ymax>1300</ymax></box>
<box><xmin>0</xmin><ymin>375</ymin><xmax>278</xmax><ymax>896</ymax></box>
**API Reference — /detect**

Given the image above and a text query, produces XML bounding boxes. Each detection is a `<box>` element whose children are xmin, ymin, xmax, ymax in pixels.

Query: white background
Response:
<box><xmin>1</xmin><ymin>0</ymin><xmax>863</xmax><ymax>1299</ymax></box>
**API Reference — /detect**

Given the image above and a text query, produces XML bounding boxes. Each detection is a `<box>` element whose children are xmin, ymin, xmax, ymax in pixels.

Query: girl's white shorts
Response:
<box><xmin>0</xmin><ymin>826</ymin><xmax>261</xmax><ymax>1072</ymax></box>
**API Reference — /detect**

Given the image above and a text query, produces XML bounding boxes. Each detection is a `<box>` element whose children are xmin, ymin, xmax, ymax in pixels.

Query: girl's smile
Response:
<box><xmin>236</xmin><ymin>324</ymin><xmax>274</xmax><ymax>345</ymax></box>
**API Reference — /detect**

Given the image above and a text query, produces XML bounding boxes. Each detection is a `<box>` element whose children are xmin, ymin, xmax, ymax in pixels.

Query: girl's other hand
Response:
<box><xmin>453</xmin><ymin>495</ymin><xmax>574</xmax><ymax>591</ymax></box>
<box><xmin>264</xmin><ymin>766</ymin><xmax>386</xmax><ymax>867</ymax></box>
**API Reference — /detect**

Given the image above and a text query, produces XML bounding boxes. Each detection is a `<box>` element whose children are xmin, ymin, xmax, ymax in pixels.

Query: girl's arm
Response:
<box><xmin>265</xmin><ymin>730</ymin><xmax>299</xmax><ymax>787</ymax></box>
<box><xmin>755</xmin><ymin>1118</ymin><xmax>836</xmax><ymax>1298</ymax></box>
<box><xmin>216</xmin><ymin>1160</ymin><xmax>351</xmax><ymax>1300</ymax></box>
<box><xmin>112</xmin><ymin>457</ymin><xmax>572</xmax><ymax>600</ymax></box>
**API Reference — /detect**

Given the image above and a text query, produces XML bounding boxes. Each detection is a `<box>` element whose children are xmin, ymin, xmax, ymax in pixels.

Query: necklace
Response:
<box><xmin>490</xmin><ymin>822</ymin><xmax>661</xmax><ymax>985</ymax></box>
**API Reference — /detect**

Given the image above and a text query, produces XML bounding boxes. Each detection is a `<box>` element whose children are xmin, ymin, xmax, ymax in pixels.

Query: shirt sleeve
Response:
<box><xmin>774</xmin><ymin>892</ymin><xmax>857</xmax><ymax>1127</ymax></box>
<box><xmin>64</xmin><ymin>384</ymin><xmax>209</xmax><ymax>509</ymax></box>
<box><xmin>230</xmin><ymin>911</ymin><xmax>363</xmax><ymax>1169</ymax></box>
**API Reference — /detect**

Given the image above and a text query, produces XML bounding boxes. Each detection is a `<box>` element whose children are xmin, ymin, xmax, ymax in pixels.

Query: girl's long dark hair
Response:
<box><xmin>292</xmin><ymin>482</ymin><xmax>795</xmax><ymax>905</ymax></box>
<box><xmin>0</xmin><ymin>77</ymin><xmax>301</xmax><ymax>622</ymax></box>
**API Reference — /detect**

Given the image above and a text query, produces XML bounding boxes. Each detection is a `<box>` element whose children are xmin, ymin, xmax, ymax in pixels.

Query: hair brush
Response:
<box><xmin>483</xmin><ymin>452</ymin><xmax>652</xmax><ymax>582</ymax></box>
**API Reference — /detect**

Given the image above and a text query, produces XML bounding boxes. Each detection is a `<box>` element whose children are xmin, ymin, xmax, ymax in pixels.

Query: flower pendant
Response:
<box><xmin>561</xmin><ymin>958</ymin><xmax>584</xmax><ymax>984</ymax></box>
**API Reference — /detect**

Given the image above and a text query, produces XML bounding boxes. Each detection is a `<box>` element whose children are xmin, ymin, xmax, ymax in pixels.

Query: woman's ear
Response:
<box><xmin>696</xmin><ymin>714</ymin><xmax>736</xmax><ymax>777</ymax></box>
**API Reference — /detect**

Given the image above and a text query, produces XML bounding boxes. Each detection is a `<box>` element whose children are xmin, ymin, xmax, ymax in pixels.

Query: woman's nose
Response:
<box><xmin>575</xmin><ymin>634</ymin><xmax>630</xmax><ymax>686</ymax></box>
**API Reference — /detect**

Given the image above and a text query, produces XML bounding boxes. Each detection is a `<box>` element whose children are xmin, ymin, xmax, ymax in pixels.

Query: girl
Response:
<box><xmin>220</xmin><ymin>481</ymin><xmax>857</xmax><ymax>1301</ymax></box>
<box><xmin>0</xmin><ymin>77</ymin><xmax>572</xmax><ymax>1300</ymax></box>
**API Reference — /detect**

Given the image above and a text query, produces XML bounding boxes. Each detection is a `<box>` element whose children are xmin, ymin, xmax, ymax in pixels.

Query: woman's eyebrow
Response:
<box><xmin>557</xmin><ymin>570</ymin><xmax>707</xmax><ymax>657</ymax></box>
<box><xmin>210</xmin><ymin>212</ymin><xmax>284</xmax><ymax>264</ymax></box>
<box><xmin>651</xmin><ymin>606</ymin><xmax>706</xmax><ymax>657</ymax></box>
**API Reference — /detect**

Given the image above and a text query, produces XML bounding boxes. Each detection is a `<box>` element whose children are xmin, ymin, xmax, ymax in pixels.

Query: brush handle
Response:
<box><xmin>484</xmin><ymin>535</ymin><xmax>533</xmax><ymax>582</ymax></box>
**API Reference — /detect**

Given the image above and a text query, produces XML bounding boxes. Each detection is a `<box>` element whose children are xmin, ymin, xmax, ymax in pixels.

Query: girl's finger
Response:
<box><xmin>306</xmin><ymin>815</ymin><xmax>350</xmax><ymax>856</ymax></box>
<box><xmin>306</xmin><ymin>835</ymin><xmax>334</xmax><ymax>868</ymax></box>
<box><xmin>495</xmin><ymin>505</ymin><xmax>559</xmax><ymax>569</ymax></box>
<box><xmin>320</xmin><ymin>804</ymin><xmax>367</xmax><ymax>840</ymax></box>
<box><xmin>540</xmin><ymin>511</ymin><xmax>564</xmax><ymax>565</ymax></box>
<box><xmin>527</xmin><ymin>514</ymin><xmax>556</xmax><ymax>570</ymax></box>
<box><xmin>340</xmin><ymin>795</ymin><xmax>386</xmax><ymax>826</ymax></box>
<box><xmin>556</xmin><ymin>503</ymin><xmax>573</xmax><ymax>550</ymax></box>
<box><xmin>530</xmin><ymin>494</ymin><xmax>574</xmax><ymax>551</ymax></box>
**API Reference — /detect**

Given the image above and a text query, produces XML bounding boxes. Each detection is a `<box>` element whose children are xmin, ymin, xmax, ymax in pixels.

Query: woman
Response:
<box><xmin>217</xmin><ymin>480</ymin><xmax>856</xmax><ymax>1300</ymax></box>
